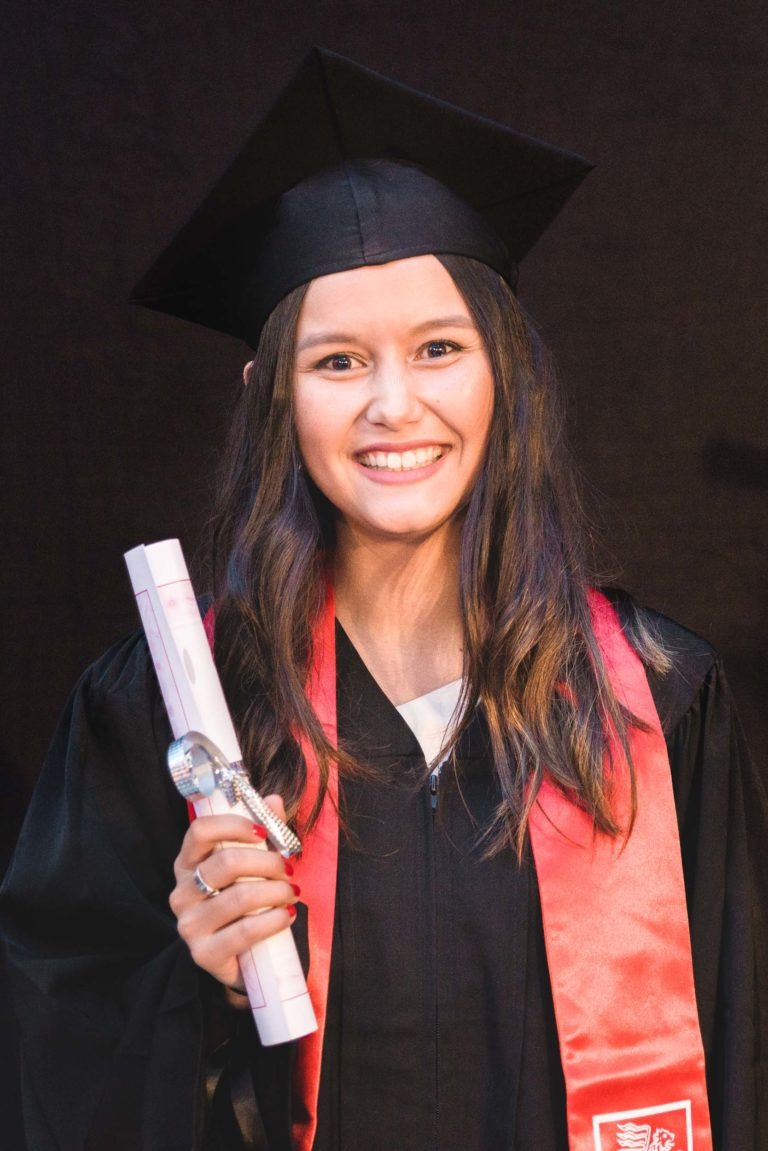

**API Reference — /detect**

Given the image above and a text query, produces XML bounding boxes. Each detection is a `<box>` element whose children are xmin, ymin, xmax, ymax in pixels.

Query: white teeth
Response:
<box><xmin>358</xmin><ymin>446</ymin><xmax>444</xmax><ymax>472</ymax></box>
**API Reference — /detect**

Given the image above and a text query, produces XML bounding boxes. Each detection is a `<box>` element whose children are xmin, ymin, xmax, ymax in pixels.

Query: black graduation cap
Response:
<box><xmin>131</xmin><ymin>48</ymin><xmax>592</xmax><ymax>348</ymax></box>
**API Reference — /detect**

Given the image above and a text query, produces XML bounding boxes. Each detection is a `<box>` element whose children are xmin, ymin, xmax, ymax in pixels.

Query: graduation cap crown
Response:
<box><xmin>132</xmin><ymin>48</ymin><xmax>592</xmax><ymax>348</ymax></box>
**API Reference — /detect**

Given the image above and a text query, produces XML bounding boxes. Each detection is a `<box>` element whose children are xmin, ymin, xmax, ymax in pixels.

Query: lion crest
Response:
<box><xmin>615</xmin><ymin>1122</ymin><xmax>676</xmax><ymax>1151</ymax></box>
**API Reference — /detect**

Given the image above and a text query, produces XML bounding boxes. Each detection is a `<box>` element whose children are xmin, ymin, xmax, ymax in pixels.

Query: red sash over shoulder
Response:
<box><xmin>289</xmin><ymin>584</ymin><xmax>338</xmax><ymax>1149</ymax></box>
<box><xmin>208</xmin><ymin>588</ymin><xmax>712</xmax><ymax>1151</ymax></box>
<box><xmin>528</xmin><ymin>591</ymin><xmax>711</xmax><ymax>1151</ymax></box>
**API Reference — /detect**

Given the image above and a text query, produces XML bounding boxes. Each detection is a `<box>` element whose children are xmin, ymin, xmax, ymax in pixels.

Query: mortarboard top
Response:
<box><xmin>131</xmin><ymin>48</ymin><xmax>592</xmax><ymax>348</ymax></box>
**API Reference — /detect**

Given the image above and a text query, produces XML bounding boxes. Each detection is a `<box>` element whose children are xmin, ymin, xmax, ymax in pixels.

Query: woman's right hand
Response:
<box><xmin>168</xmin><ymin>798</ymin><xmax>299</xmax><ymax>993</ymax></box>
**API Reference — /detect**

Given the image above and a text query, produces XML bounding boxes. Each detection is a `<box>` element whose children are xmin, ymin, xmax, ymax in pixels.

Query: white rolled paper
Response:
<box><xmin>124</xmin><ymin>539</ymin><xmax>317</xmax><ymax>1046</ymax></box>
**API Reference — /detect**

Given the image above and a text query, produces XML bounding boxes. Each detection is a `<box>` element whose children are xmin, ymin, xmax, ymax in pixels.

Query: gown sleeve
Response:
<box><xmin>633</xmin><ymin>602</ymin><xmax>768</xmax><ymax>1151</ymax></box>
<box><xmin>0</xmin><ymin>631</ymin><xmax>214</xmax><ymax>1151</ymax></box>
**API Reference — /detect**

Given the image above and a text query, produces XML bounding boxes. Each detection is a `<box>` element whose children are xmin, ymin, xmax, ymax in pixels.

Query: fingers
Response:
<box><xmin>169</xmin><ymin>798</ymin><xmax>300</xmax><ymax>988</ymax></box>
<box><xmin>174</xmin><ymin>868</ymin><xmax>299</xmax><ymax>988</ymax></box>
<box><xmin>171</xmin><ymin>818</ymin><xmax>294</xmax><ymax>916</ymax></box>
<box><xmin>176</xmin><ymin>871</ymin><xmax>299</xmax><ymax>940</ymax></box>
<box><xmin>192</xmin><ymin>840</ymin><xmax>285</xmax><ymax>888</ymax></box>
<box><xmin>175</xmin><ymin>813</ymin><xmax>268</xmax><ymax>875</ymax></box>
<box><xmin>182</xmin><ymin>873</ymin><xmax>299</xmax><ymax>930</ymax></box>
<box><xmin>184</xmin><ymin>905</ymin><xmax>297</xmax><ymax>987</ymax></box>
<box><xmin>175</xmin><ymin>793</ymin><xmax>290</xmax><ymax>872</ymax></box>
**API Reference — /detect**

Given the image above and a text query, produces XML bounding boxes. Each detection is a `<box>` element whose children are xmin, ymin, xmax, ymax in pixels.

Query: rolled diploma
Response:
<box><xmin>124</xmin><ymin>538</ymin><xmax>317</xmax><ymax>1045</ymax></box>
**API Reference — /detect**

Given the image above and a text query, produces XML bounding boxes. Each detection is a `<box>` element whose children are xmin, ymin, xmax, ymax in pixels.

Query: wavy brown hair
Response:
<box><xmin>210</xmin><ymin>255</ymin><xmax>664</xmax><ymax>856</ymax></box>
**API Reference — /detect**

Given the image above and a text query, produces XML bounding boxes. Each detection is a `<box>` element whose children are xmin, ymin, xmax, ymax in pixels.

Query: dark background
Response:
<box><xmin>2</xmin><ymin>2</ymin><xmax>766</xmax><ymax>1145</ymax></box>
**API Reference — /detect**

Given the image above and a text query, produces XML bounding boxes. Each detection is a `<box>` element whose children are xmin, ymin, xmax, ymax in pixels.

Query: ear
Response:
<box><xmin>242</xmin><ymin>360</ymin><xmax>254</xmax><ymax>386</ymax></box>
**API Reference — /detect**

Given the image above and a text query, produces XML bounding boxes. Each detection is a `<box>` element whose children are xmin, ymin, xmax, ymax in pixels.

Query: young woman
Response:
<box><xmin>2</xmin><ymin>49</ymin><xmax>765</xmax><ymax>1151</ymax></box>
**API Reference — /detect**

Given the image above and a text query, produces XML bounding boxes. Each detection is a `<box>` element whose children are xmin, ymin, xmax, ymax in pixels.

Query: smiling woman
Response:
<box><xmin>293</xmin><ymin>256</ymin><xmax>494</xmax><ymax>548</ymax></box>
<box><xmin>1</xmin><ymin>47</ymin><xmax>765</xmax><ymax>1151</ymax></box>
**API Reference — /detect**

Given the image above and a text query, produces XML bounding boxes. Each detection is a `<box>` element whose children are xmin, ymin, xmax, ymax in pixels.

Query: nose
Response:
<box><xmin>365</xmin><ymin>362</ymin><xmax>422</xmax><ymax>428</ymax></box>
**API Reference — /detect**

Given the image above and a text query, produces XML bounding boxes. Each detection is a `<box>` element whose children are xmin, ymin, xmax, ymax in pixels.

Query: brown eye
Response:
<box><xmin>321</xmin><ymin>353</ymin><xmax>353</xmax><ymax>371</ymax></box>
<box><xmin>424</xmin><ymin>340</ymin><xmax>460</xmax><ymax>359</ymax></box>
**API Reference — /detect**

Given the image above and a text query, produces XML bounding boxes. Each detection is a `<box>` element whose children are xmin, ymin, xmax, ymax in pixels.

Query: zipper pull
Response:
<box><xmin>429</xmin><ymin>765</ymin><xmax>441</xmax><ymax>812</ymax></box>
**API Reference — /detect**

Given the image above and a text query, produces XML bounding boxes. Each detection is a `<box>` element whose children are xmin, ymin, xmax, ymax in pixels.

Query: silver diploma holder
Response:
<box><xmin>167</xmin><ymin>732</ymin><xmax>302</xmax><ymax>858</ymax></box>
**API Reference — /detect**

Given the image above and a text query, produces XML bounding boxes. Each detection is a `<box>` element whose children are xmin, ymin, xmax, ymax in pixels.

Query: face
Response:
<box><xmin>292</xmin><ymin>255</ymin><xmax>494</xmax><ymax>546</ymax></box>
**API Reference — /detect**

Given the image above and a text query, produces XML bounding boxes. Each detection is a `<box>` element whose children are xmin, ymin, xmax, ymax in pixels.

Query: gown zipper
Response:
<box><xmin>429</xmin><ymin>763</ymin><xmax>441</xmax><ymax>811</ymax></box>
<box><xmin>427</xmin><ymin>758</ymin><xmax>440</xmax><ymax>1149</ymax></box>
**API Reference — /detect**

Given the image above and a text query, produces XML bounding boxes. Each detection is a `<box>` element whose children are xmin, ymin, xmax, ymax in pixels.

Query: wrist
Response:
<box><xmin>223</xmin><ymin>981</ymin><xmax>250</xmax><ymax>1010</ymax></box>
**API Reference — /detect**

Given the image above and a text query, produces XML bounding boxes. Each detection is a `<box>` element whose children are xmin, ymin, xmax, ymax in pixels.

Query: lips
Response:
<box><xmin>356</xmin><ymin>445</ymin><xmax>445</xmax><ymax>472</ymax></box>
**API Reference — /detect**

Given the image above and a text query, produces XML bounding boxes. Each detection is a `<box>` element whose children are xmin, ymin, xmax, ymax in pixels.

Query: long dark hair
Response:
<box><xmin>210</xmin><ymin>255</ymin><xmax>665</xmax><ymax>855</ymax></box>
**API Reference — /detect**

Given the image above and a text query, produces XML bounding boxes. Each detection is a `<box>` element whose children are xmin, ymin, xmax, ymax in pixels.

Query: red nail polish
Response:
<box><xmin>287</xmin><ymin>905</ymin><xmax>297</xmax><ymax>920</ymax></box>
<box><xmin>284</xmin><ymin>861</ymin><xmax>294</xmax><ymax>876</ymax></box>
<box><xmin>253</xmin><ymin>824</ymin><xmax>267</xmax><ymax>839</ymax></box>
<box><xmin>290</xmin><ymin>883</ymin><xmax>301</xmax><ymax>897</ymax></box>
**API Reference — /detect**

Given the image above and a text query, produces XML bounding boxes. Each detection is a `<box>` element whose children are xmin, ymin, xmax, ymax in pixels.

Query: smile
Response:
<box><xmin>357</xmin><ymin>446</ymin><xmax>445</xmax><ymax>472</ymax></box>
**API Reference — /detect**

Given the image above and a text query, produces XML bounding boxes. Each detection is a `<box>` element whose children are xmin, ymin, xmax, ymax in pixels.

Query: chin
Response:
<box><xmin>347</xmin><ymin>510</ymin><xmax>463</xmax><ymax>546</ymax></box>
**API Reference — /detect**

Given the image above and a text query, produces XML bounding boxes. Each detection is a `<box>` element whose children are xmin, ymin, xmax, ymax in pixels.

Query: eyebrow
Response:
<box><xmin>296</xmin><ymin>332</ymin><xmax>357</xmax><ymax>353</ymax></box>
<box><xmin>295</xmin><ymin>315</ymin><xmax>477</xmax><ymax>353</ymax></box>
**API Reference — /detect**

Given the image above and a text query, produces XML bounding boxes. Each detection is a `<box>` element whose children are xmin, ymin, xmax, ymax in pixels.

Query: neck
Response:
<box><xmin>333</xmin><ymin>522</ymin><xmax>464</xmax><ymax>704</ymax></box>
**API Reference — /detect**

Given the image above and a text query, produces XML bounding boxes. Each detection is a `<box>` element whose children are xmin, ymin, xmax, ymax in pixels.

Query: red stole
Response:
<box><xmin>527</xmin><ymin>591</ymin><xmax>712</xmax><ymax>1150</ymax></box>
<box><xmin>210</xmin><ymin>589</ymin><xmax>712</xmax><ymax>1151</ymax></box>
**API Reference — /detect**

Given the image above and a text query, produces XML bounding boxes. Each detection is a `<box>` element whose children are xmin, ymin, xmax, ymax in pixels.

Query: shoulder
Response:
<box><xmin>71</xmin><ymin>626</ymin><xmax>170</xmax><ymax>752</ymax></box>
<box><xmin>1</xmin><ymin>624</ymin><xmax>188</xmax><ymax>929</ymax></box>
<box><xmin>599</xmin><ymin>587</ymin><xmax>720</xmax><ymax>735</ymax></box>
<box><xmin>35</xmin><ymin>625</ymin><xmax>180</xmax><ymax>838</ymax></box>
<box><xmin>82</xmin><ymin>626</ymin><xmax>156</xmax><ymax>699</ymax></box>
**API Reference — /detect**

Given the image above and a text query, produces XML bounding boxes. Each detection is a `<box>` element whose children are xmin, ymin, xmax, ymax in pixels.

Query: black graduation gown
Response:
<box><xmin>1</xmin><ymin>601</ymin><xmax>766</xmax><ymax>1150</ymax></box>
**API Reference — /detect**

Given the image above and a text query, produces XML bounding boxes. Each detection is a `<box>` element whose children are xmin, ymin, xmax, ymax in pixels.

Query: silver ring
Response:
<box><xmin>193</xmin><ymin>864</ymin><xmax>220</xmax><ymax>898</ymax></box>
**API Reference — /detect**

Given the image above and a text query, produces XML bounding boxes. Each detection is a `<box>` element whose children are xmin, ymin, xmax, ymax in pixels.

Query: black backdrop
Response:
<box><xmin>2</xmin><ymin>2</ymin><xmax>766</xmax><ymax>1144</ymax></box>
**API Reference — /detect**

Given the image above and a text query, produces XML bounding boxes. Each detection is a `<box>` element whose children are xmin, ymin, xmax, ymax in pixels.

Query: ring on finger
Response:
<box><xmin>193</xmin><ymin>864</ymin><xmax>220</xmax><ymax>898</ymax></box>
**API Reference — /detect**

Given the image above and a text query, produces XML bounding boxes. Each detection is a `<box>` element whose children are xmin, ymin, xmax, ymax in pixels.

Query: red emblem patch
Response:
<box><xmin>593</xmin><ymin>1101</ymin><xmax>693</xmax><ymax>1151</ymax></box>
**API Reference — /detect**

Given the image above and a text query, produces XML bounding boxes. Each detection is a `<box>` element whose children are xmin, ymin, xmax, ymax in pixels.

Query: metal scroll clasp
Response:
<box><xmin>166</xmin><ymin>732</ymin><xmax>302</xmax><ymax>858</ymax></box>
